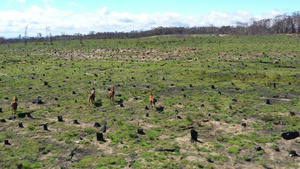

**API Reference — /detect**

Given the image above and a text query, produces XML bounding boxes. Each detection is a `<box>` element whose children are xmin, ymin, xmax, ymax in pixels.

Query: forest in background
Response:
<box><xmin>1</xmin><ymin>11</ymin><xmax>300</xmax><ymax>44</ymax></box>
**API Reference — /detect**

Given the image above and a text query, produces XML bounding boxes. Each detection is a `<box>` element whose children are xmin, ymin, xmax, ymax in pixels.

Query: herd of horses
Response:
<box><xmin>11</xmin><ymin>87</ymin><xmax>156</xmax><ymax>114</ymax></box>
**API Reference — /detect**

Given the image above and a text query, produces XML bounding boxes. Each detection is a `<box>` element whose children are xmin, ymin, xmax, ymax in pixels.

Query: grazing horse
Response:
<box><xmin>10</xmin><ymin>96</ymin><xmax>18</xmax><ymax>115</ymax></box>
<box><xmin>109</xmin><ymin>87</ymin><xmax>115</xmax><ymax>101</ymax></box>
<box><xmin>149</xmin><ymin>90</ymin><xmax>156</xmax><ymax>109</ymax></box>
<box><xmin>88</xmin><ymin>88</ymin><xmax>96</xmax><ymax>105</ymax></box>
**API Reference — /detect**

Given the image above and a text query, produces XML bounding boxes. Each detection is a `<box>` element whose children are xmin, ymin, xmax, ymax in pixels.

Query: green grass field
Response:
<box><xmin>0</xmin><ymin>34</ymin><xmax>299</xmax><ymax>169</ymax></box>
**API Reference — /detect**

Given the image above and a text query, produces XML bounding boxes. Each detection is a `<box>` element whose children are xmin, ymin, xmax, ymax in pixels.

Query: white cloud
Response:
<box><xmin>69</xmin><ymin>2</ymin><xmax>85</xmax><ymax>8</ymax></box>
<box><xmin>0</xmin><ymin>6</ymin><xmax>286</xmax><ymax>38</ymax></box>
<box><xmin>18</xmin><ymin>0</ymin><xmax>26</xmax><ymax>3</ymax></box>
<box><xmin>254</xmin><ymin>10</ymin><xmax>284</xmax><ymax>20</ymax></box>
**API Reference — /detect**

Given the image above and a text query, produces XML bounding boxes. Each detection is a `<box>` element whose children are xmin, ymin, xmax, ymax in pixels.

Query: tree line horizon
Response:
<box><xmin>1</xmin><ymin>11</ymin><xmax>300</xmax><ymax>44</ymax></box>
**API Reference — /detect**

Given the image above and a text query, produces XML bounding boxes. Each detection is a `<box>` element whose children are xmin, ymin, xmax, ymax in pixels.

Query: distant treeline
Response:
<box><xmin>1</xmin><ymin>11</ymin><xmax>300</xmax><ymax>44</ymax></box>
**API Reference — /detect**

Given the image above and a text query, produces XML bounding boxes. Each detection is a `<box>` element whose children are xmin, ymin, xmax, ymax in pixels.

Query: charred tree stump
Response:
<box><xmin>96</xmin><ymin>133</ymin><xmax>105</xmax><ymax>142</ymax></box>
<box><xmin>27</xmin><ymin>113</ymin><xmax>33</xmax><ymax>118</ymax></box>
<box><xmin>254</xmin><ymin>146</ymin><xmax>262</xmax><ymax>151</ymax></box>
<box><xmin>0</xmin><ymin>108</ymin><xmax>2</xmax><ymax>113</ymax></box>
<box><xmin>17</xmin><ymin>163</ymin><xmax>23</xmax><ymax>169</ymax></box>
<box><xmin>289</xmin><ymin>150</ymin><xmax>299</xmax><ymax>157</ymax></box>
<box><xmin>4</xmin><ymin>139</ymin><xmax>11</xmax><ymax>145</ymax></box>
<box><xmin>137</xmin><ymin>128</ymin><xmax>145</xmax><ymax>135</ymax></box>
<box><xmin>191</xmin><ymin>129</ymin><xmax>198</xmax><ymax>142</ymax></box>
<box><xmin>94</xmin><ymin>122</ymin><xmax>101</xmax><ymax>128</ymax></box>
<box><xmin>19</xmin><ymin>123</ymin><xmax>24</xmax><ymax>128</ymax></box>
<box><xmin>102</xmin><ymin>122</ymin><xmax>107</xmax><ymax>133</ymax></box>
<box><xmin>290</xmin><ymin>112</ymin><xmax>295</xmax><ymax>116</ymax></box>
<box><xmin>266</xmin><ymin>99</ymin><xmax>271</xmax><ymax>105</ymax></box>
<box><xmin>43</xmin><ymin>124</ymin><xmax>48</xmax><ymax>131</ymax></box>
<box><xmin>73</xmin><ymin>119</ymin><xmax>80</xmax><ymax>124</ymax></box>
<box><xmin>69</xmin><ymin>148</ymin><xmax>77</xmax><ymax>160</ymax></box>
<box><xmin>282</xmin><ymin>131</ymin><xmax>299</xmax><ymax>140</ymax></box>
<box><xmin>241</xmin><ymin>123</ymin><xmax>246</xmax><ymax>127</ymax></box>
<box><xmin>57</xmin><ymin>116</ymin><xmax>64</xmax><ymax>122</ymax></box>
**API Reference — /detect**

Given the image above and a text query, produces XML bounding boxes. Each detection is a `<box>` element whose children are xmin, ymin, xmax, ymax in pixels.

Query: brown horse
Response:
<box><xmin>149</xmin><ymin>90</ymin><xmax>157</xmax><ymax>109</ymax></box>
<box><xmin>109</xmin><ymin>87</ymin><xmax>115</xmax><ymax>101</ymax></box>
<box><xmin>10</xmin><ymin>96</ymin><xmax>18</xmax><ymax>115</ymax></box>
<box><xmin>88</xmin><ymin>88</ymin><xmax>96</xmax><ymax>105</ymax></box>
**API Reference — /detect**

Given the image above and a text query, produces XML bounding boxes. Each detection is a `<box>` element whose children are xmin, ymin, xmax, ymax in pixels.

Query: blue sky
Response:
<box><xmin>0</xmin><ymin>0</ymin><xmax>298</xmax><ymax>38</ymax></box>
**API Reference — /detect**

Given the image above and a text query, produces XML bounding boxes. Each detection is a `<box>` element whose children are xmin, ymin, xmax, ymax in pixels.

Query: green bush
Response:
<box><xmin>228</xmin><ymin>146</ymin><xmax>241</xmax><ymax>154</ymax></box>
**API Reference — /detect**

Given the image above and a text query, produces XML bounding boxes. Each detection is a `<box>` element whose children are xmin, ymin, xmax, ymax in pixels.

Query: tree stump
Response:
<box><xmin>102</xmin><ymin>122</ymin><xmax>107</xmax><ymax>133</ymax></box>
<box><xmin>137</xmin><ymin>128</ymin><xmax>145</xmax><ymax>135</ymax></box>
<box><xmin>266</xmin><ymin>99</ymin><xmax>271</xmax><ymax>105</ymax></box>
<box><xmin>289</xmin><ymin>150</ymin><xmax>299</xmax><ymax>157</ymax></box>
<box><xmin>4</xmin><ymin>139</ymin><xmax>11</xmax><ymax>145</ymax></box>
<box><xmin>73</xmin><ymin>120</ymin><xmax>80</xmax><ymax>124</ymax></box>
<box><xmin>17</xmin><ymin>163</ymin><xmax>23</xmax><ymax>169</ymax></box>
<box><xmin>290</xmin><ymin>112</ymin><xmax>295</xmax><ymax>116</ymax></box>
<box><xmin>191</xmin><ymin>129</ymin><xmax>198</xmax><ymax>142</ymax></box>
<box><xmin>96</xmin><ymin>133</ymin><xmax>105</xmax><ymax>142</ymax></box>
<box><xmin>282</xmin><ymin>131</ymin><xmax>299</xmax><ymax>140</ymax></box>
<box><xmin>254</xmin><ymin>146</ymin><xmax>262</xmax><ymax>151</ymax></box>
<box><xmin>19</xmin><ymin>123</ymin><xmax>24</xmax><ymax>128</ymax></box>
<box><xmin>241</xmin><ymin>123</ymin><xmax>246</xmax><ymax>127</ymax></box>
<box><xmin>27</xmin><ymin>113</ymin><xmax>33</xmax><ymax>118</ymax></box>
<box><xmin>94</xmin><ymin>122</ymin><xmax>101</xmax><ymax>128</ymax></box>
<box><xmin>57</xmin><ymin>116</ymin><xmax>64</xmax><ymax>122</ymax></box>
<box><xmin>43</xmin><ymin>124</ymin><xmax>48</xmax><ymax>131</ymax></box>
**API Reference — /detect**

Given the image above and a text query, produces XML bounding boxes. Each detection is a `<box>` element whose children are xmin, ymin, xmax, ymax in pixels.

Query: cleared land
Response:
<box><xmin>0</xmin><ymin>35</ymin><xmax>299</xmax><ymax>169</ymax></box>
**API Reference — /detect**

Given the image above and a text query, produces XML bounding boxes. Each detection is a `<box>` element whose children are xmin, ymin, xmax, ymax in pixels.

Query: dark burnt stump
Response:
<box><xmin>27</xmin><ymin>113</ymin><xmax>33</xmax><ymax>118</ymax></box>
<box><xmin>289</xmin><ymin>150</ymin><xmax>299</xmax><ymax>157</ymax></box>
<box><xmin>17</xmin><ymin>163</ymin><xmax>23</xmax><ymax>169</ymax></box>
<box><xmin>0</xmin><ymin>119</ymin><xmax>6</xmax><ymax>122</ymax></box>
<box><xmin>96</xmin><ymin>133</ymin><xmax>105</xmax><ymax>142</ymax></box>
<box><xmin>4</xmin><ymin>139</ymin><xmax>11</xmax><ymax>145</ymax></box>
<box><xmin>137</xmin><ymin>128</ymin><xmax>145</xmax><ymax>135</ymax></box>
<box><xmin>19</xmin><ymin>123</ymin><xmax>24</xmax><ymax>128</ymax></box>
<box><xmin>266</xmin><ymin>99</ymin><xmax>271</xmax><ymax>105</ymax></box>
<box><xmin>102</xmin><ymin>122</ymin><xmax>107</xmax><ymax>133</ymax></box>
<box><xmin>43</xmin><ymin>124</ymin><xmax>48</xmax><ymax>131</ymax></box>
<box><xmin>281</xmin><ymin>131</ymin><xmax>299</xmax><ymax>140</ymax></box>
<box><xmin>73</xmin><ymin>120</ymin><xmax>80</xmax><ymax>124</ymax></box>
<box><xmin>57</xmin><ymin>116</ymin><xmax>64</xmax><ymax>122</ymax></box>
<box><xmin>254</xmin><ymin>146</ymin><xmax>262</xmax><ymax>151</ymax></box>
<box><xmin>191</xmin><ymin>129</ymin><xmax>198</xmax><ymax>142</ymax></box>
<box><xmin>0</xmin><ymin>108</ymin><xmax>2</xmax><ymax>113</ymax></box>
<box><xmin>94</xmin><ymin>122</ymin><xmax>101</xmax><ymax>128</ymax></box>
<box><xmin>241</xmin><ymin>123</ymin><xmax>246</xmax><ymax>127</ymax></box>
<box><xmin>176</xmin><ymin>115</ymin><xmax>182</xmax><ymax>119</ymax></box>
